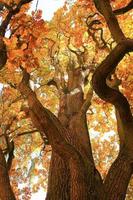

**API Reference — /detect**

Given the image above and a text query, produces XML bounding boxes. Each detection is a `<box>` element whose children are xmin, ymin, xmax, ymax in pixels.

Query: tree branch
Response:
<box><xmin>80</xmin><ymin>86</ymin><xmax>93</xmax><ymax>114</ymax></box>
<box><xmin>106</xmin><ymin>74</ymin><xmax>125</xmax><ymax>147</ymax></box>
<box><xmin>92</xmin><ymin>39</ymin><xmax>133</xmax><ymax>124</ymax></box>
<box><xmin>17</xmin><ymin>129</ymin><xmax>38</xmax><ymax>136</ymax></box>
<box><xmin>113</xmin><ymin>0</ymin><xmax>133</xmax><ymax>15</ymax></box>
<box><xmin>0</xmin><ymin>0</ymin><xmax>33</xmax><ymax>36</ymax></box>
<box><xmin>93</xmin><ymin>0</ymin><xmax>125</xmax><ymax>43</ymax></box>
<box><xmin>6</xmin><ymin>140</ymin><xmax>15</xmax><ymax>171</ymax></box>
<box><xmin>0</xmin><ymin>0</ymin><xmax>33</xmax><ymax>70</ymax></box>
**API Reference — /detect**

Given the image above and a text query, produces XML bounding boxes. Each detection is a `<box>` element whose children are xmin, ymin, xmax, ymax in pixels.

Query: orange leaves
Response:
<box><xmin>4</xmin><ymin>37</ymin><xmax>23</xmax><ymax>70</ymax></box>
<box><xmin>9</xmin><ymin>49</ymin><xmax>24</xmax><ymax>60</ymax></box>
<box><xmin>4</xmin><ymin>37</ymin><xmax>18</xmax><ymax>50</ymax></box>
<box><xmin>4</xmin><ymin>8</ymin><xmax>49</xmax><ymax>71</ymax></box>
<box><xmin>32</xmin><ymin>9</ymin><xmax>43</xmax><ymax>20</ymax></box>
<box><xmin>21</xmin><ymin>43</ymin><xmax>27</xmax><ymax>50</ymax></box>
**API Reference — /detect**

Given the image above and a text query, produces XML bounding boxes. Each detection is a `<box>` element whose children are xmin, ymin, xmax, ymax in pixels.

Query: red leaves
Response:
<box><xmin>32</xmin><ymin>9</ymin><xmax>42</xmax><ymax>20</ymax></box>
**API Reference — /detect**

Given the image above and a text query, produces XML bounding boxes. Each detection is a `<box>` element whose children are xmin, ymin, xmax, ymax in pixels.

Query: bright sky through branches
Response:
<box><xmin>31</xmin><ymin>0</ymin><xmax>65</xmax><ymax>20</ymax></box>
<box><xmin>28</xmin><ymin>1</ymin><xmax>66</xmax><ymax>199</ymax></box>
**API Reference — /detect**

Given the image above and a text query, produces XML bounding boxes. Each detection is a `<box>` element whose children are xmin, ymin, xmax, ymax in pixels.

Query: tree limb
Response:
<box><xmin>80</xmin><ymin>86</ymin><xmax>93</xmax><ymax>114</ymax></box>
<box><xmin>113</xmin><ymin>0</ymin><xmax>133</xmax><ymax>15</ymax></box>
<box><xmin>0</xmin><ymin>0</ymin><xmax>33</xmax><ymax>70</ymax></box>
<box><xmin>92</xmin><ymin>39</ymin><xmax>133</xmax><ymax>124</ymax></box>
<box><xmin>93</xmin><ymin>0</ymin><xmax>125</xmax><ymax>43</ymax></box>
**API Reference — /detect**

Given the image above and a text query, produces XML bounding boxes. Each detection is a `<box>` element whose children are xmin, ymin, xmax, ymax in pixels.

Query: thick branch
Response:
<box><xmin>102</xmin><ymin>149</ymin><xmax>133</xmax><ymax>200</ymax></box>
<box><xmin>93</xmin><ymin>0</ymin><xmax>125</xmax><ymax>43</ymax></box>
<box><xmin>107</xmin><ymin>75</ymin><xmax>125</xmax><ymax>147</ymax></box>
<box><xmin>18</xmin><ymin>70</ymin><xmax>82</xmax><ymax>158</ymax></box>
<box><xmin>92</xmin><ymin>39</ymin><xmax>133</xmax><ymax>124</ymax></box>
<box><xmin>92</xmin><ymin>37</ymin><xmax>133</xmax><ymax>199</ymax></box>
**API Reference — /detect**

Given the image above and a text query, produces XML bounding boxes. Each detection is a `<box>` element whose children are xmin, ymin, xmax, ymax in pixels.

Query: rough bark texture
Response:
<box><xmin>0</xmin><ymin>148</ymin><xmax>16</xmax><ymax>200</ymax></box>
<box><xmin>46</xmin><ymin>152</ymin><xmax>70</xmax><ymax>200</ymax></box>
<box><xmin>102</xmin><ymin>149</ymin><xmax>133</xmax><ymax>200</ymax></box>
<box><xmin>18</xmin><ymin>67</ymin><xmax>103</xmax><ymax>200</ymax></box>
<box><xmin>92</xmin><ymin>1</ymin><xmax>133</xmax><ymax>199</ymax></box>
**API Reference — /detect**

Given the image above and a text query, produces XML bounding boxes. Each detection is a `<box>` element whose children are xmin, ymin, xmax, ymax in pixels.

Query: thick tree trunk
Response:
<box><xmin>46</xmin><ymin>151</ymin><xmax>70</xmax><ymax>200</ymax></box>
<box><xmin>45</xmin><ymin>66</ymin><xmax>103</xmax><ymax>199</ymax></box>
<box><xmin>18</xmin><ymin>69</ymin><xmax>102</xmax><ymax>200</ymax></box>
<box><xmin>0</xmin><ymin>149</ymin><xmax>16</xmax><ymax>200</ymax></box>
<box><xmin>102</xmin><ymin>149</ymin><xmax>133</xmax><ymax>200</ymax></box>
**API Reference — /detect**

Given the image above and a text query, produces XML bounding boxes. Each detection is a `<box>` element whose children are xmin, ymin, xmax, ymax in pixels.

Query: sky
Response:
<box><xmin>30</xmin><ymin>0</ymin><xmax>65</xmax><ymax>20</ymax></box>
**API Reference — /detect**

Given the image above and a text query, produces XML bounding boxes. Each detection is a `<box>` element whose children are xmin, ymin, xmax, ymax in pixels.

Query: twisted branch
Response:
<box><xmin>92</xmin><ymin>39</ymin><xmax>133</xmax><ymax>124</ymax></box>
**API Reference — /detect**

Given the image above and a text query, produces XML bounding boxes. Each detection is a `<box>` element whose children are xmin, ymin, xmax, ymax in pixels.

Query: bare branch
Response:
<box><xmin>17</xmin><ymin>129</ymin><xmax>38</xmax><ymax>136</ymax></box>
<box><xmin>113</xmin><ymin>0</ymin><xmax>133</xmax><ymax>15</ymax></box>
<box><xmin>86</xmin><ymin>15</ymin><xmax>108</xmax><ymax>50</ymax></box>
<box><xmin>34</xmin><ymin>0</ymin><xmax>39</xmax><ymax>12</ymax></box>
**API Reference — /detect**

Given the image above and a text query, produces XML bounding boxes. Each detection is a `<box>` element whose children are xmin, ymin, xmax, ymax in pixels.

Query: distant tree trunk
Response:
<box><xmin>0</xmin><ymin>148</ymin><xmax>16</xmax><ymax>200</ymax></box>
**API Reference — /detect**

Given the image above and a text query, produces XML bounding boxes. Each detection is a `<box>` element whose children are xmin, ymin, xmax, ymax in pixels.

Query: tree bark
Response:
<box><xmin>45</xmin><ymin>66</ymin><xmax>103</xmax><ymax>199</ymax></box>
<box><xmin>0</xmin><ymin>148</ymin><xmax>16</xmax><ymax>200</ymax></box>
<box><xmin>46</xmin><ymin>151</ymin><xmax>70</xmax><ymax>200</ymax></box>
<box><xmin>92</xmin><ymin>1</ymin><xmax>133</xmax><ymax>199</ymax></box>
<box><xmin>102</xmin><ymin>149</ymin><xmax>133</xmax><ymax>200</ymax></box>
<box><xmin>17</xmin><ymin>0</ymin><xmax>133</xmax><ymax>199</ymax></box>
<box><xmin>18</xmin><ymin>69</ymin><xmax>102</xmax><ymax>200</ymax></box>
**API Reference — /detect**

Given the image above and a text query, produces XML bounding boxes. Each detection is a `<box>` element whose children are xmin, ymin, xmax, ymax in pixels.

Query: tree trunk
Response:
<box><xmin>101</xmin><ymin>148</ymin><xmax>133</xmax><ymax>200</ymax></box>
<box><xmin>92</xmin><ymin>1</ymin><xmax>133</xmax><ymax>198</ymax></box>
<box><xmin>18</xmin><ymin>69</ymin><xmax>102</xmax><ymax>200</ymax></box>
<box><xmin>0</xmin><ymin>148</ymin><xmax>16</xmax><ymax>200</ymax></box>
<box><xmin>46</xmin><ymin>151</ymin><xmax>70</xmax><ymax>200</ymax></box>
<box><xmin>45</xmin><ymin>66</ymin><xmax>103</xmax><ymax>199</ymax></box>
